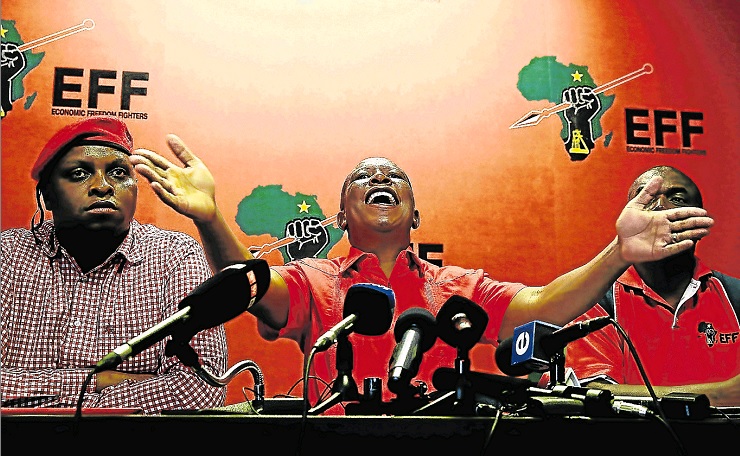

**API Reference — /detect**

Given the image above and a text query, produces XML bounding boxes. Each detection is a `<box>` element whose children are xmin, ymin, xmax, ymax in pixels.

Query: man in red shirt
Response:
<box><xmin>131</xmin><ymin>137</ymin><xmax>714</xmax><ymax>413</ymax></box>
<box><xmin>540</xmin><ymin>166</ymin><xmax>739</xmax><ymax>406</ymax></box>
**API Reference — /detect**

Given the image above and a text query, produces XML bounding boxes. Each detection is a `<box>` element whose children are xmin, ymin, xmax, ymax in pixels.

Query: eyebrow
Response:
<box><xmin>59</xmin><ymin>155</ymin><xmax>132</xmax><ymax>169</ymax></box>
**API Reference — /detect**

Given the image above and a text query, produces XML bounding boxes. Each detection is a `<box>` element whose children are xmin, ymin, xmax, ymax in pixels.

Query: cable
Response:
<box><xmin>610</xmin><ymin>317</ymin><xmax>687</xmax><ymax>456</ymax></box>
<box><xmin>478</xmin><ymin>404</ymin><xmax>503</xmax><ymax>456</ymax></box>
<box><xmin>73</xmin><ymin>368</ymin><xmax>95</xmax><ymax>433</ymax></box>
<box><xmin>295</xmin><ymin>347</ymin><xmax>317</xmax><ymax>456</ymax></box>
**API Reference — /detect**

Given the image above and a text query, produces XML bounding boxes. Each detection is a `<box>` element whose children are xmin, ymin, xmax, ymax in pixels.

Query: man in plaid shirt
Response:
<box><xmin>1</xmin><ymin>116</ymin><xmax>227</xmax><ymax>414</ymax></box>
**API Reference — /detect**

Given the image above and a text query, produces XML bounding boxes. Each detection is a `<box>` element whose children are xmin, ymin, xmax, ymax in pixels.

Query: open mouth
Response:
<box><xmin>87</xmin><ymin>200</ymin><xmax>117</xmax><ymax>211</ymax></box>
<box><xmin>365</xmin><ymin>189</ymin><xmax>398</xmax><ymax>206</ymax></box>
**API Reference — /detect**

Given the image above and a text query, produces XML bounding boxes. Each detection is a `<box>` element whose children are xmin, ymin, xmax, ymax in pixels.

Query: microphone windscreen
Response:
<box><xmin>494</xmin><ymin>337</ymin><xmax>533</xmax><ymax>377</ymax></box>
<box><xmin>178</xmin><ymin>259</ymin><xmax>271</xmax><ymax>333</ymax></box>
<box><xmin>343</xmin><ymin>283</ymin><xmax>396</xmax><ymax>336</ymax></box>
<box><xmin>436</xmin><ymin>295</ymin><xmax>489</xmax><ymax>350</ymax></box>
<box><xmin>394</xmin><ymin>307</ymin><xmax>437</xmax><ymax>351</ymax></box>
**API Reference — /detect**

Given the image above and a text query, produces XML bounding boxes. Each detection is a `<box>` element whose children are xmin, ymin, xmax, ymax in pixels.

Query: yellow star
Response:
<box><xmin>571</xmin><ymin>70</ymin><xmax>583</xmax><ymax>82</ymax></box>
<box><xmin>297</xmin><ymin>200</ymin><xmax>311</xmax><ymax>213</ymax></box>
<box><xmin>1</xmin><ymin>26</ymin><xmax>8</xmax><ymax>38</ymax></box>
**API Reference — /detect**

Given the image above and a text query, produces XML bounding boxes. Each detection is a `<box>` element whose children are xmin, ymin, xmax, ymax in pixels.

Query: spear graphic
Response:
<box><xmin>16</xmin><ymin>19</ymin><xmax>95</xmax><ymax>52</ymax></box>
<box><xmin>510</xmin><ymin>63</ymin><xmax>653</xmax><ymax>129</ymax></box>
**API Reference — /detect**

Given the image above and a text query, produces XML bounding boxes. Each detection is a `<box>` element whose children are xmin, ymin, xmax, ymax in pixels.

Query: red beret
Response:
<box><xmin>31</xmin><ymin>116</ymin><xmax>134</xmax><ymax>181</ymax></box>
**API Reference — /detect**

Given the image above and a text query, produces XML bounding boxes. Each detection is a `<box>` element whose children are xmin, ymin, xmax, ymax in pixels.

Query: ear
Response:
<box><xmin>412</xmin><ymin>210</ymin><xmax>420</xmax><ymax>229</ymax></box>
<box><xmin>336</xmin><ymin>210</ymin><xmax>347</xmax><ymax>230</ymax></box>
<box><xmin>40</xmin><ymin>188</ymin><xmax>56</xmax><ymax>211</ymax></box>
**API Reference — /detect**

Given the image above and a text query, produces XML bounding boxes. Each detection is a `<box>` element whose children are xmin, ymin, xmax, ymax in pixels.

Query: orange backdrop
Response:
<box><xmin>2</xmin><ymin>0</ymin><xmax>738</xmax><ymax>405</ymax></box>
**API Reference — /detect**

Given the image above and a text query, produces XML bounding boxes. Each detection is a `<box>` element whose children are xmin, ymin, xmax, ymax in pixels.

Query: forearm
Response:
<box><xmin>538</xmin><ymin>238</ymin><xmax>627</xmax><ymax>322</ymax></box>
<box><xmin>1</xmin><ymin>367</ymin><xmax>96</xmax><ymax>404</ymax></box>
<box><xmin>502</xmin><ymin>238</ymin><xmax>627</xmax><ymax>338</ymax></box>
<box><xmin>194</xmin><ymin>208</ymin><xmax>254</xmax><ymax>272</ymax></box>
<box><xmin>95</xmin><ymin>371</ymin><xmax>155</xmax><ymax>391</ymax></box>
<box><xmin>72</xmin><ymin>364</ymin><xmax>225</xmax><ymax>413</ymax></box>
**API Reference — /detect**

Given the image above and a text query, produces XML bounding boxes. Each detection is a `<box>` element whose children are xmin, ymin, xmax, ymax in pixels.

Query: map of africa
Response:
<box><xmin>1</xmin><ymin>20</ymin><xmax>44</xmax><ymax>118</ymax></box>
<box><xmin>516</xmin><ymin>56</ymin><xmax>614</xmax><ymax>143</ymax></box>
<box><xmin>235</xmin><ymin>184</ymin><xmax>342</xmax><ymax>261</ymax></box>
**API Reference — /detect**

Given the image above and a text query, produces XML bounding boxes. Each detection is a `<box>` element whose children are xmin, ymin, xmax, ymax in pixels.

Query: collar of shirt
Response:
<box><xmin>618</xmin><ymin>258</ymin><xmax>714</xmax><ymax>292</ymax></box>
<box><xmin>340</xmin><ymin>246</ymin><xmax>426</xmax><ymax>277</ymax></box>
<box><xmin>37</xmin><ymin>219</ymin><xmax>146</xmax><ymax>266</ymax></box>
<box><xmin>618</xmin><ymin>258</ymin><xmax>715</xmax><ymax>320</ymax></box>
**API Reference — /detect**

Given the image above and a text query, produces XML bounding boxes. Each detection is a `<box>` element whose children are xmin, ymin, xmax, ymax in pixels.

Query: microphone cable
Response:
<box><xmin>73</xmin><ymin>367</ymin><xmax>96</xmax><ymax>430</ymax></box>
<box><xmin>609</xmin><ymin>317</ymin><xmax>687</xmax><ymax>456</ymax></box>
<box><xmin>295</xmin><ymin>346</ymin><xmax>318</xmax><ymax>456</ymax></box>
<box><xmin>476</xmin><ymin>402</ymin><xmax>504</xmax><ymax>456</ymax></box>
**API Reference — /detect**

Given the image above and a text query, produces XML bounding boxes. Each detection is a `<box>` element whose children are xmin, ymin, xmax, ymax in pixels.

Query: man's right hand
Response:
<box><xmin>131</xmin><ymin>134</ymin><xmax>218</xmax><ymax>223</ymax></box>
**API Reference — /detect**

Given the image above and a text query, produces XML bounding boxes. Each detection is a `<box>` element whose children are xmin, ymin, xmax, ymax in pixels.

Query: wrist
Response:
<box><xmin>193</xmin><ymin>204</ymin><xmax>222</xmax><ymax>227</ymax></box>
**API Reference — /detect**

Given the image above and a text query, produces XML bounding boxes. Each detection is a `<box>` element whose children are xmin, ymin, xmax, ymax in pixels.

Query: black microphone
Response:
<box><xmin>495</xmin><ymin>316</ymin><xmax>612</xmax><ymax>376</ymax></box>
<box><xmin>94</xmin><ymin>259</ymin><xmax>271</xmax><ymax>373</ymax></box>
<box><xmin>312</xmin><ymin>283</ymin><xmax>395</xmax><ymax>353</ymax></box>
<box><xmin>540</xmin><ymin>316</ymin><xmax>612</xmax><ymax>355</ymax></box>
<box><xmin>388</xmin><ymin>307</ymin><xmax>437</xmax><ymax>395</ymax></box>
<box><xmin>436</xmin><ymin>295</ymin><xmax>489</xmax><ymax>351</ymax></box>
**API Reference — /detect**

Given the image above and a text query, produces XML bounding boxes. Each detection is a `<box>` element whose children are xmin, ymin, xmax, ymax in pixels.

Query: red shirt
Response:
<box><xmin>266</xmin><ymin>246</ymin><xmax>525</xmax><ymax>412</ymax></box>
<box><xmin>553</xmin><ymin>259</ymin><xmax>740</xmax><ymax>387</ymax></box>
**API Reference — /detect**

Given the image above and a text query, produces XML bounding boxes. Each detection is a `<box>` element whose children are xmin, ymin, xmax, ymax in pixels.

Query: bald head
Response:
<box><xmin>340</xmin><ymin>157</ymin><xmax>414</xmax><ymax>209</ymax></box>
<box><xmin>629</xmin><ymin>166</ymin><xmax>703</xmax><ymax>208</ymax></box>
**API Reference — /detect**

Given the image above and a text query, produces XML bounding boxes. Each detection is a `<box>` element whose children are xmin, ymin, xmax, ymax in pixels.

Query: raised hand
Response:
<box><xmin>616</xmin><ymin>175</ymin><xmax>714</xmax><ymax>263</ymax></box>
<box><xmin>131</xmin><ymin>135</ymin><xmax>218</xmax><ymax>223</ymax></box>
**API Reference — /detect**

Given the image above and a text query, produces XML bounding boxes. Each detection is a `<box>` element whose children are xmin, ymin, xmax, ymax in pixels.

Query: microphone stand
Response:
<box><xmin>450</xmin><ymin>346</ymin><xmax>476</xmax><ymax>412</ymax></box>
<box><xmin>165</xmin><ymin>338</ymin><xmax>265</xmax><ymax>408</ymax></box>
<box><xmin>546</xmin><ymin>348</ymin><xmax>567</xmax><ymax>387</ymax></box>
<box><xmin>414</xmin><ymin>345</ymin><xmax>475</xmax><ymax>416</ymax></box>
<box><xmin>308</xmin><ymin>333</ymin><xmax>359</xmax><ymax>415</ymax></box>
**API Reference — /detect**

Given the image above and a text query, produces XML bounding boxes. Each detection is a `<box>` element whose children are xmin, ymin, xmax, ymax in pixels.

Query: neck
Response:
<box><xmin>349</xmin><ymin>233</ymin><xmax>409</xmax><ymax>278</ymax></box>
<box><xmin>55</xmin><ymin>226</ymin><xmax>128</xmax><ymax>273</ymax></box>
<box><xmin>635</xmin><ymin>251</ymin><xmax>696</xmax><ymax>306</ymax></box>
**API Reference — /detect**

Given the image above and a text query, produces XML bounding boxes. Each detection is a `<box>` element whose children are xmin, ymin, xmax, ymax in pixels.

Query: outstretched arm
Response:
<box><xmin>131</xmin><ymin>135</ymin><xmax>253</xmax><ymax>271</ymax></box>
<box><xmin>130</xmin><ymin>136</ymin><xmax>291</xmax><ymax>331</ymax></box>
<box><xmin>500</xmin><ymin>175</ymin><xmax>714</xmax><ymax>339</ymax></box>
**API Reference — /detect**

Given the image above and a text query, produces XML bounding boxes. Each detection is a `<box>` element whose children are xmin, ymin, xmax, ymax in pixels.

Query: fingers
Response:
<box><xmin>666</xmin><ymin>207</ymin><xmax>714</xmax><ymax>242</ymax></box>
<box><xmin>165</xmin><ymin>134</ymin><xmax>203</xmax><ymax>167</ymax></box>
<box><xmin>665</xmin><ymin>206</ymin><xmax>711</xmax><ymax>222</ymax></box>
<box><xmin>131</xmin><ymin>148</ymin><xmax>177</xmax><ymax>172</ymax></box>
<box><xmin>662</xmin><ymin>239</ymin><xmax>697</xmax><ymax>256</ymax></box>
<box><xmin>148</xmin><ymin>181</ymin><xmax>180</xmax><ymax>211</ymax></box>
<box><xmin>631</xmin><ymin>175</ymin><xmax>663</xmax><ymax>207</ymax></box>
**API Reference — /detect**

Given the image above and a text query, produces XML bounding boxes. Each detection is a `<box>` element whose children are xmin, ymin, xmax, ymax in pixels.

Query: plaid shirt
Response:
<box><xmin>1</xmin><ymin>220</ymin><xmax>227</xmax><ymax>414</ymax></box>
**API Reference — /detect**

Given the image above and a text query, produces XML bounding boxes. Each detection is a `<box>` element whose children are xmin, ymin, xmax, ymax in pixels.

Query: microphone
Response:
<box><xmin>540</xmin><ymin>316</ymin><xmax>612</xmax><ymax>355</ymax></box>
<box><xmin>436</xmin><ymin>295</ymin><xmax>489</xmax><ymax>351</ymax></box>
<box><xmin>94</xmin><ymin>259</ymin><xmax>271</xmax><ymax>373</ymax></box>
<box><xmin>388</xmin><ymin>307</ymin><xmax>437</xmax><ymax>395</ymax></box>
<box><xmin>527</xmin><ymin>384</ymin><xmax>655</xmax><ymax>417</ymax></box>
<box><xmin>495</xmin><ymin>316</ymin><xmax>612</xmax><ymax>376</ymax></box>
<box><xmin>312</xmin><ymin>283</ymin><xmax>395</xmax><ymax>353</ymax></box>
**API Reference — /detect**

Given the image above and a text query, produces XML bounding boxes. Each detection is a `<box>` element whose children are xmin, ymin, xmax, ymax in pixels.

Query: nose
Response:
<box><xmin>370</xmin><ymin>170</ymin><xmax>391</xmax><ymax>184</ymax></box>
<box><xmin>89</xmin><ymin>171</ymin><xmax>114</xmax><ymax>195</ymax></box>
<box><xmin>646</xmin><ymin>194</ymin><xmax>672</xmax><ymax>211</ymax></box>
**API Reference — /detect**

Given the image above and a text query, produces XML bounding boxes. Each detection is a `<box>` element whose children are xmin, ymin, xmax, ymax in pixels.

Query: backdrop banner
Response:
<box><xmin>3</xmin><ymin>0</ymin><xmax>738</xmax><ymax>405</ymax></box>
